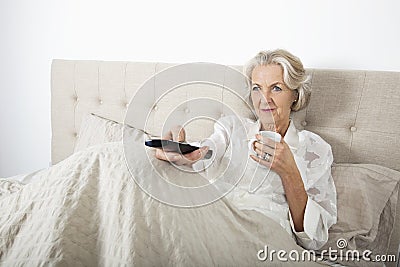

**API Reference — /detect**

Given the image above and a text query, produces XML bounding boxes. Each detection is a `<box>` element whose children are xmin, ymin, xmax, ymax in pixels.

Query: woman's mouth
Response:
<box><xmin>260</xmin><ymin>108</ymin><xmax>274</xmax><ymax>112</ymax></box>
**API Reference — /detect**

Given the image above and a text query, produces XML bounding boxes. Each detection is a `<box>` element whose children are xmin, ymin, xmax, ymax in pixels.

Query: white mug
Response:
<box><xmin>248</xmin><ymin>131</ymin><xmax>282</xmax><ymax>156</ymax></box>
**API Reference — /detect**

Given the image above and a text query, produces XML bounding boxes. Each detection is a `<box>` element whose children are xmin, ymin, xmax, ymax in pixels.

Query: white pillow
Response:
<box><xmin>319</xmin><ymin>163</ymin><xmax>400</xmax><ymax>265</ymax></box>
<box><xmin>74</xmin><ymin>113</ymin><xmax>132</xmax><ymax>152</ymax></box>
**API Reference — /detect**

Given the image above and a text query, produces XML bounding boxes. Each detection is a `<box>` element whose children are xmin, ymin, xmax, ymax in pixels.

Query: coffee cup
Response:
<box><xmin>248</xmin><ymin>131</ymin><xmax>282</xmax><ymax>156</ymax></box>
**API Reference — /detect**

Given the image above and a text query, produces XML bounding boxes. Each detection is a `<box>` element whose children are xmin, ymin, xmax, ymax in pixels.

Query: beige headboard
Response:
<box><xmin>51</xmin><ymin>59</ymin><xmax>400</xmax><ymax>171</ymax></box>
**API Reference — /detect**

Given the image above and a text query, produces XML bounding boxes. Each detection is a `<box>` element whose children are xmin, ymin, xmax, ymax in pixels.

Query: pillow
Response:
<box><xmin>74</xmin><ymin>113</ymin><xmax>137</xmax><ymax>152</ymax></box>
<box><xmin>319</xmin><ymin>163</ymin><xmax>400</xmax><ymax>266</ymax></box>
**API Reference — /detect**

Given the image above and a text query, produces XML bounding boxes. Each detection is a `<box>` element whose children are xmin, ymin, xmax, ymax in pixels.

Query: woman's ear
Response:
<box><xmin>291</xmin><ymin>90</ymin><xmax>299</xmax><ymax>111</ymax></box>
<box><xmin>292</xmin><ymin>89</ymin><xmax>299</xmax><ymax>102</ymax></box>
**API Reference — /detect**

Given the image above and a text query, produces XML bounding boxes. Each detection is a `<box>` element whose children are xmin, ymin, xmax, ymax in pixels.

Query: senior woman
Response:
<box><xmin>155</xmin><ymin>49</ymin><xmax>337</xmax><ymax>250</ymax></box>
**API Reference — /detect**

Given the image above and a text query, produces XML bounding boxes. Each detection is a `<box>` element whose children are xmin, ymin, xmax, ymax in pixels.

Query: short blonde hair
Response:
<box><xmin>244</xmin><ymin>49</ymin><xmax>311</xmax><ymax>111</ymax></box>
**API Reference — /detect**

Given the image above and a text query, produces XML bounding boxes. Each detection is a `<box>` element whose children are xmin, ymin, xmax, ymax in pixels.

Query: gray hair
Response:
<box><xmin>244</xmin><ymin>49</ymin><xmax>311</xmax><ymax>111</ymax></box>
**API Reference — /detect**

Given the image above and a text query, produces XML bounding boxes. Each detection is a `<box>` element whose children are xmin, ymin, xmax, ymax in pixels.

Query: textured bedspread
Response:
<box><xmin>0</xmin><ymin>142</ymin><xmax>327</xmax><ymax>266</ymax></box>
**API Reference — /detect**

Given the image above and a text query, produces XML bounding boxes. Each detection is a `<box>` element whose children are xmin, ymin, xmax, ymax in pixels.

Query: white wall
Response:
<box><xmin>1</xmin><ymin>0</ymin><xmax>399</xmax><ymax>177</ymax></box>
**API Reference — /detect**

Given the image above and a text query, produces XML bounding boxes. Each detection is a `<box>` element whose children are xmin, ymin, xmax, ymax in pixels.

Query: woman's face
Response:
<box><xmin>250</xmin><ymin>64</ymin><xmax>296</xmax><ymax>131</ymax></box>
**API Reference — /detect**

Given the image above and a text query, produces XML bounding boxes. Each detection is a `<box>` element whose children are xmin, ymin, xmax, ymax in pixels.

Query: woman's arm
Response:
<box><xmin>280</xmin><ymin>171</ymin><xmax>308</xmax><ymax>232</ymax></box>
<box><xmin>251</xmin><ymin>133</ymin><xmax>337</xmax><ymax>250</ymax></box>
<box><xmin>288</xmin><ymin>165</ymin><xmax>337</xmax><ymax>250</ymax></box>
<box><xmin>251</xmin><ymin>137</ymin><xmax>308</xmax><ymax>231</ymax></box>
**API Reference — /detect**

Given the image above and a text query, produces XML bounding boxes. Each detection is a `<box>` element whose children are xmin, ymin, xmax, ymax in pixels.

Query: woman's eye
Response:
<box><xmin>252</xmin><ymin>86</ymin><xmax>260</xmax><ymax>91</ymax></box>
<box><xmin>272</xmin><ymin>85</ymin><xmax>282</xmax><ymax>92</ymax></box>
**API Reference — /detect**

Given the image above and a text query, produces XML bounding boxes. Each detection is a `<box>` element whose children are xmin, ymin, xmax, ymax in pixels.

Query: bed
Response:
<box><xmin>0</xmin><ymin>59</ymin><xmax>399</xmax><ymax>266</ymax></box>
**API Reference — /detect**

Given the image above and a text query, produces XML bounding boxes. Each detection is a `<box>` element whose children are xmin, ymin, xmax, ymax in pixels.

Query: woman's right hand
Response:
<box><xmin>154</xmin><ymin>125</ymin><xmax>209</xmax><ymax>167</ymax></box>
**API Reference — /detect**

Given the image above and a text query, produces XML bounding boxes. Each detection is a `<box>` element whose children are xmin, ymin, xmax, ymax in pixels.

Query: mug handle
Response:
<box><xmin>248</xmin><ymin>138</ymin><xmax>258</xmax><ymax>155</ymax></box>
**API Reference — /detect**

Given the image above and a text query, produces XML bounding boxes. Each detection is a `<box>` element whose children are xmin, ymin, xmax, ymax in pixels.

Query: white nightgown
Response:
<box><xmin>191</xmin><ymin>115</ymin><xmax>337</xmax><ymax>250</ymax></box>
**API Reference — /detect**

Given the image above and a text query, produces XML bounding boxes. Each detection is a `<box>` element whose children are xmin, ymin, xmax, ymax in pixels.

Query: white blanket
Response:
<box><xmin>0</xmin><ymin>142</ymin><xmax>327</xmax><ymax>266</ymax></box>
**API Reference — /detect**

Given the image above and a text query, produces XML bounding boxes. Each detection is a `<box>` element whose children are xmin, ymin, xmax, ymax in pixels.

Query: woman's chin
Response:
<box><xmin>258</xmin><ymin>114</ymin><xmax>275</xmax><ymax>124</ymax></box>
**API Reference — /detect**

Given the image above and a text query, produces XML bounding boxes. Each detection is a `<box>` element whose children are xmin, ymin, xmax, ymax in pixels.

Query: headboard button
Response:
<box><xmin>184</xmin><ymin>108</ymin><xmax>190</xmax><ymax>113</ymax></box>
<box><xmin>220</xmin><ymin>113</ymin><xmax>225</xmax><ymax>118</ymax></box>
<box><xmin>99</xmin><ymin>100</ymin><xmax>103</xmax><ymax>105</ymax></box>
<box><xmin>153</xmin><ymin>105</ymin><xmax>158</xmax><ymax>111</ymax></box>
<box><xmin>350</xmin><ymin>126</ymin><xmax>357</xmax><ymax>132</ymax></box>
<box><xmin>125</xmin><ymin>103</ymin><xmax>129</xmax><ymax>108</ymax></box>
<box><xmin>301</xmin><ymin>121</ymin><xmax>307</xmax><ymax>127</ymax></box>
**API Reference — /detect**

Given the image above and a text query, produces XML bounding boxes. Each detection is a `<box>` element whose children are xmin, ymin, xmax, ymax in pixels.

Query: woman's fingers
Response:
<box><xmin>154</xmin><ymin>148</ymin><xmax>165</xmax><ymax>160</ymax></box>
<box><xmin>173</xmin><ymin>147</ymin><xmax>209</xmax><ymax>166</ymax></box>
<box><xmin>252</xmin><ymin>135</ymin><xmax>299</xmax><ymax>178</ymax></box>
<box><xmin>163</xmin><ymin>125</ymin><xmax>186</xmax><ymax>142</ymax></box>
<box><xmin>255</xmin><ymin>134</ymin><xmax>278</xmax><ymax>148</ymax></box>
<box><xmin>155</xmin><ymin>148</ymin><xmax>180</xmax><ymax>162</ymax></box>
<box><xmin>249</xmin><ymin>154</ymin><xmax>272</xmax><ymax>167</ymax></box>
<box><xmin>155</xmin><ymin>146</ymin><xmax>209</xmax><ymax>166</ymax></box>
<box><xmin>170</xmin><ymin>125</ymin><xmax>185</xmax><ymax>142</ymax></box>
<box><xmin>253</xmin><ymin>141</ymin><xmax>275</xmax><ymax>156</ymax></box>
<box><xmin>185</xmin><ymin>146</ymin><xmax>209</xmax><ymax>161</ymax></box>
<box><xmin>254</xmin><ymin>148</ymin><xmax>273</xmax><ymax>160</ymax></box>
<box><xmin>175</xmin><ymin>127</ymin><xmax>186</xmax><ymax>142</ymax></box>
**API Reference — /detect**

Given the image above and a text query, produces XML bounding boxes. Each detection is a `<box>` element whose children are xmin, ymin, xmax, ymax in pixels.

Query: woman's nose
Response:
<box><xmin>260</xmin><ymin>89</ymin><xmax>272</xmax><ymax>103</ymax></box>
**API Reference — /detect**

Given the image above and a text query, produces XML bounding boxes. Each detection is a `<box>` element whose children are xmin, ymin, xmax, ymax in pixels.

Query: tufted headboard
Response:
<box><xmin>51</xmin><ymin>59</ymin><xmax>400</xmax><ymax>172</ymax></box>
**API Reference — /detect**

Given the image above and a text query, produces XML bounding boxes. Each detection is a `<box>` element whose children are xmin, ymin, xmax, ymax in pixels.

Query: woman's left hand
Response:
<box><xmin>250</xmin><ymin>134</ymin><xmax>300</xmax><ymax>179</ymax></box>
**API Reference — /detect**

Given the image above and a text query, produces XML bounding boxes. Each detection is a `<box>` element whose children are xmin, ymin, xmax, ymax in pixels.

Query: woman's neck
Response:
<box><xmin>260</xmin><ymin>119</ymin><xmax>290</xmax><ymax>137</ymax></box>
